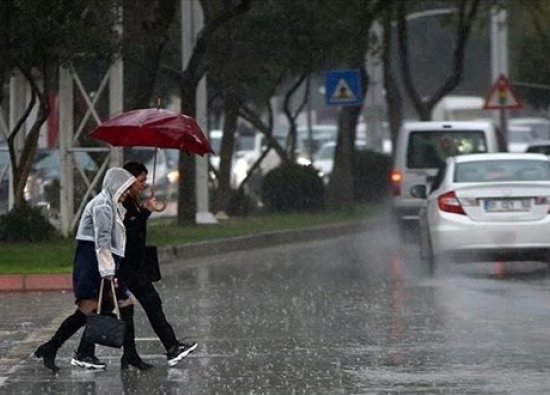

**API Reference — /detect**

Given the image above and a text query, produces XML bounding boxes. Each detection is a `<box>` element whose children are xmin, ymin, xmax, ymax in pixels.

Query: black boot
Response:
<box><xmin>120</xmin><ymin>305</ymin><xmax>153</xmax><ymax>370</ymax></box>
<box><xmin>35</xmin><ymin>309</ymin><xmax>87</xmax><ymax>372</ymax></box>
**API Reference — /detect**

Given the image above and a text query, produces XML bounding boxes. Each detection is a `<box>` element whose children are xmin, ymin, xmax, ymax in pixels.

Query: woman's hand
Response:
<box><xmin>144</xmin><ymin>197</ymin><xmax>157</xmax><ymax>212</ymax></box>
<box><xmin>144</xmin><ymin>196</ymin><xmax>166</xmax><ymax>212</ymax></box>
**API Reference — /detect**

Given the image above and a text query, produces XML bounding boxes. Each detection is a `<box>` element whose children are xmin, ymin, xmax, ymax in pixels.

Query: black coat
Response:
<box><xmin>119</xmin><ymin>200</ymin><xmax>152</xmax><ymax>287</ymax></box>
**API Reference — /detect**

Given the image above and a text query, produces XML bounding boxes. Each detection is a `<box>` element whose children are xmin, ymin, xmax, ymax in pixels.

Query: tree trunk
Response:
<box><xmin>382</xmin><ymin>5</ymin><xmax>403</xmax><ymax>158</ymax></box>
<box><xmin>213</xmin><ymin>98</ymin><xmax>239</xmax><ymax>213</ymax></box>
<box><xmin>177</xmin><ymin>79</ymin><xmax>198</xmax><ymax>225</ymax></box>
<box><xmin>327</xmin><ymin>66</ymin><xmax>367</xmax><ymax>210</ymax></box>
<box><xmin>9</xmin><ymin>65</ymin><xmax>50</xmax><ymax>210</ymax></box>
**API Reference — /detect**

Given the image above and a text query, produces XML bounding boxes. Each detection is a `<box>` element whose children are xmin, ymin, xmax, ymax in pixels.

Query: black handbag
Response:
<box><xmin>145</xmin><ymin>245</ymin><xmax>162</xmax><ymax>282</ymax></box>
<box><xmin>83</xmin><ymin>279</ymin><xmax>126</xmax><ymax>348</ymax></box>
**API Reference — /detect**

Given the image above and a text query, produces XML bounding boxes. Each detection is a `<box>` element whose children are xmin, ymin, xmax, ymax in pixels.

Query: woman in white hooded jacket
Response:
<box><xmin>35</xmin><ymin>167</ymin><xmax>136</xmax><ymax>371</ymax></box>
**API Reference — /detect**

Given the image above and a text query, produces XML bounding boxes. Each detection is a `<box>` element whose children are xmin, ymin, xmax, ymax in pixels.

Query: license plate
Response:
<box><xmin>484</xmin><ymin>199</ymin><xmax>531</xmax><ymax>212</ymax></box>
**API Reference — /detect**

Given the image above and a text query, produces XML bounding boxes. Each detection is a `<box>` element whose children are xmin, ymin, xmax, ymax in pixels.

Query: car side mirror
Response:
<box><xmin>410</xmin><ymin>184</ymin><xmax>427</xmax><ymax>199</ymax></box>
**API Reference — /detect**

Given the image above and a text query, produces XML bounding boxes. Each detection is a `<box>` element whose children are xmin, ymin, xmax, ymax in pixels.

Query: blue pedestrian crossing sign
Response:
<box><xmin>325</xmin><ymin>69</ymin><xmax>363</xmax><ymax>106</ymax></box>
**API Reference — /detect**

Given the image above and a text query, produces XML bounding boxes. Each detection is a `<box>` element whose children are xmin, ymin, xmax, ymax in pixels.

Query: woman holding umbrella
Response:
<box><xmin>119</xmin><ymin>161</ymin><xmax>197</xmax><ymax>368</ymax></box>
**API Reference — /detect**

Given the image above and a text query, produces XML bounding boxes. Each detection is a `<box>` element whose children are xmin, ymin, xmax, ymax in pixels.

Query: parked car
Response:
<box><xmin>412</xmin><ymin>152</ymin><xmax>550</xmax><ymax>271</ymax></box>
<box><xmin>296</xmin><ymin>124</ymin><xmax>338</xmax><ymax>158</ymax></box>
<box><xmin>313</xmin><ymin>140</ymin><xmax>367</xmax><ymax>185</ymax></box>
<box><xmin>209</xmin><ymin>130</ymin><xmax>261</xmax><ymax>189</ymax></box>
<box><xmin>208</xmin><ymin>129</ymin><xmax>223</xmax><ymax>172</ymax></box>
<box><xmin>509</xmin><ymin>117</ymin><xmax>550</xmax><ymax>140</ymax></box>
<box><xmin>25</xmin><ymin>149</ymin><xmax>99</xmax><ymax>205</ymax></box>
<box><xmin>507</xmin><ymin>124</ymin><xmax>539</xmax><ymax>153</ymax></box>
<box><xmin>390</xmin><ymin>121</ymin><xmax>500</xmax><ymax>236</ymax></box>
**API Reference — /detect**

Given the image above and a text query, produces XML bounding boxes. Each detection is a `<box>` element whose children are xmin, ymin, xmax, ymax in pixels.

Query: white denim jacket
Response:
<box><xmin>75</xmin><ymin>168</ymin><xmax>136</xmax><ymax>278</ymax></box>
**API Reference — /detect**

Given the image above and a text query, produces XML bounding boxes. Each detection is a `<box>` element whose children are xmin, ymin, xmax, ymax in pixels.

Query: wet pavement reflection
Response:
<box><xmin>2</xmin><ymin>216</ymin><xmax>550</xmax><ymax>393</ymax></box>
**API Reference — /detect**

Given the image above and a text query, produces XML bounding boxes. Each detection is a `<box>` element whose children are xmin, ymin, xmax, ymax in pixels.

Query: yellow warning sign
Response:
<box><xmin>483</xmin><ymin>74</ymin><xmax>522</xmax><ymax>110</ymax></box>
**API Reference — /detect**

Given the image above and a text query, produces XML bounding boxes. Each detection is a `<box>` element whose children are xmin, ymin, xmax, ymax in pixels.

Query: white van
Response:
<box><xmin>431</xmin><ymin>95</ymin><xmax>486</xmax><ymax>121</ymax></box>
<box><xmin>390</xmin><ymin>121</ymin><xmax>500</xmax><ymax>230</ymax></box>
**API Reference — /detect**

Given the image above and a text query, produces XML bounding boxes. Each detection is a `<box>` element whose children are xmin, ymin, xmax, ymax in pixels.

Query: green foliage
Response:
<box><xmin>0</xmin><ymin>206</ymin><xmax>60</xmax><ymax>242</ymax></box>
<box><xmin>509</xmin><ymin>0</ymin><xmax>550</xmax><ymax>109</ymax></box>
<box><xmin>261</xmin><ymin>163</ymin><xmax>325</xmax><ymax>212</ymax></box>
<box><xmin>0</xmin><ymin>0</ymin><xmax>118</xmax><ymax>73</ymax></box>
<box><xmin>352</xmin><ymin>150</ymin><xmax>391</xmax><ymax>203</ymax></box>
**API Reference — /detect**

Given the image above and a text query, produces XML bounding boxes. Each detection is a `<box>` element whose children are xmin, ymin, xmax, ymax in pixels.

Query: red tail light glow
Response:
<box><xmin>390</xmin><ymin>170</ymin><xmax>402</xmax><ymax>196</ymax></box>
<box><xmin>438</xmin><ymin>191</ymin><xmax>466</xmax><ymax>215</ymax></box>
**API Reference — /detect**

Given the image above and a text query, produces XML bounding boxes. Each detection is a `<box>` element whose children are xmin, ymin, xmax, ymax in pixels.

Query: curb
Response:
<box><xmin>159</xmin><ymin>220</ymin><xmax>367</xmax><ymax>263</ymax></box>
<box><xmin>0</xmin><ymin>219</ymin><xmax>371</xmax><ymax>292</ymax></box>
<box><xmin>0</xmin><ymin>274</ymin><xmax>72</xmax><ymax>292</ymax></box>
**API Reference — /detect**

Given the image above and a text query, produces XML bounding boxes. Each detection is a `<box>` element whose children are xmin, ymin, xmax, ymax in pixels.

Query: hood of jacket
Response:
<box><xmin>102</xmin><ymin>167</ymin><xmax>136</xmax><ymax>203</ymax></box>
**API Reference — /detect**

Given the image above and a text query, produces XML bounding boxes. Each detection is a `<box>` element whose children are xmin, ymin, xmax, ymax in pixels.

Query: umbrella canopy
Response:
<box><xmin>89</xmin><ymin>108</ymin><xmax>214</xmax><ymax>155</ymax></box>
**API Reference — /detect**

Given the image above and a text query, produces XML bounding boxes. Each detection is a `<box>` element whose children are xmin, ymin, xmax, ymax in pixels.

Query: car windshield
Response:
<box><xmin>454</xmin><ymin>159</ymin><xmax>550</xmax><ymax>182</ymax></box>
<box><xmin>407</xmin><ymin>131</ymin><xmax>487</xmax><ymax>169</ymax></box>
<box><xmin>210</xmin><ymin>135</ymin><xmax>222</xmax><ymax>153</ymax></box>
<box><xmin>237</xmin><ymin>135</ymin><xmax>256</xmax><ymax>151</ymax></box>
<box><xmin>509</xmin><ymin>130</ymin><xmax>537</xmax><ymax>143</ymax></box>
<box><xmin>316</xmin><ymin>145</ymin><xmax>335</xmax><ymax>160</ymax></box>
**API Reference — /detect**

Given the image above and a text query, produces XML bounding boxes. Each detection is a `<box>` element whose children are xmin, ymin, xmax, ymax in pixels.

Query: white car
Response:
<box><xmin>510</xmin><ymin>117</ymin><xmax>550</xmax><ymax>140</ymax></box>
<box><xmin>313</xmin><ymin>140</ymin><xmax>367</xmax><ymax>185</ymax></box>
<box><xmin>412</xmin><ymin>152</ymin><xmax>550</xmax><ymax>270</ymax></box>
<box><xmin>507</xmin><ymin>124</ymin><xmax>539</xmax><ymax>153</ymax></box>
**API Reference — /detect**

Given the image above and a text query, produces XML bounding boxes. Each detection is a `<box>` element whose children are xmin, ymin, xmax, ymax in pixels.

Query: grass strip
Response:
<box><xmin>0</xmin><ymin>204</ymin><xmax>383</xmax><ymax>274</ymax></box>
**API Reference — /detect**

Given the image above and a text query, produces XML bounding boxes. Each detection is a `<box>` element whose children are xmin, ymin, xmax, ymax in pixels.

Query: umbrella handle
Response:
<box><xmin>152</xmin><ymin>199</ymin><xmax>167</xmax><ymax>212</ymax></box>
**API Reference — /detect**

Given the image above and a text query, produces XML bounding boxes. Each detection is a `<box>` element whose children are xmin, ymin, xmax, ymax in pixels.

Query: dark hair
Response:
<box><xmin>123</xmin><ymin>161</ymin><xmax>148</xmax><ymax>177</ymax></box>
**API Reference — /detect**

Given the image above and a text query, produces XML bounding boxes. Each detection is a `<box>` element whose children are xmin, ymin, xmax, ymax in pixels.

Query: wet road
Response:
<box><xmin>2</xmin><ymin>215</ymin><xmax>550</xmax><ymax>393</ymax></box>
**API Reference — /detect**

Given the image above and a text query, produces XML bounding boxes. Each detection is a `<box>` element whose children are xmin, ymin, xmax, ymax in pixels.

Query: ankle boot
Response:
<box><xmin>34</xmin><ymin>341</ymin><xmax>59</xmax><ymax>372</ymax></box>
<box><xmin>35</xmin><ymin>309</ymin><xmax>87</xmax><ymax>372</ymax></box>
<box><xmin>119</xmin><ymin>305</ymin><xmax>153</xmax><ymax>370</ymax></box>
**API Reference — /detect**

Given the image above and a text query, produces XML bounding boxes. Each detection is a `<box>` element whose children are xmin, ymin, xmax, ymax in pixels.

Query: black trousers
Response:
<box><xmin>127</xmin><ymin>281</ymin><xmax>178</xmax><ymax>351</ymax></box>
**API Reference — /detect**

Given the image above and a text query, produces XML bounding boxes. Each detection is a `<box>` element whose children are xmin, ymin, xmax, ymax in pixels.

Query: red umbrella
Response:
<box><xmin>90</xmin><ymin>108</ymin><xmax>214</xmax><ymax>210</ymax></box>
<box><xmin>89</xmin><ymin>108</ymin><xmax>214</xmax><ymax>155</ymax></box>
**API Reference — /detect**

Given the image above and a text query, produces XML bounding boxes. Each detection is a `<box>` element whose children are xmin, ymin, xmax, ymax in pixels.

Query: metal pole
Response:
<box><xmin>109</xmin><ymin>5</ymin><xmax>124</xmax><ymax>167</ymax></box>
<box><xmin>181</xmin><ymin>0</ymin><xmax>216</xmax><ymax>224</ymax></box>
<box><xmin>491</xmin><ymin>7</ymin><xmax>509</xmax><ymax>148</ymax></box>
<box><xmin>58</xmin><ymin>67</ymin><xmax>75</xmax><ymax>236</ymax></box>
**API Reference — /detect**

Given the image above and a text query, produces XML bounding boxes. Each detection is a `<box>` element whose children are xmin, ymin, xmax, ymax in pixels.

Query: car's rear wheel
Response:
<box><xmin>419</xmin><ymin>233</ymin><xmax>436</xmax><ymax>274</ymax></box>
<box><xmin>421</xmin><ymin>254</ymin><xmax>436</xmax><ymax>275</ymax></box>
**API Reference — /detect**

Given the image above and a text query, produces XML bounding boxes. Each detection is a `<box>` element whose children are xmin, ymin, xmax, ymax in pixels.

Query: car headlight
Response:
<box><xmin>296</xmin><ymin>157</ymin><xmax>311</xmax><ymax>166</ymax></box>
<box><xmin>167</xmin><ymin>170</ymin><xmax>179</xmax><ymax>183</ymax></box>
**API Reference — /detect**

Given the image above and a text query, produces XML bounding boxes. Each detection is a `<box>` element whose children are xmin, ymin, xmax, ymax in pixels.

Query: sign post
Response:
<box><xmin>483</xmin><ymin>74</ymin><xmax>522</xmax><ymax>149</ymax></box>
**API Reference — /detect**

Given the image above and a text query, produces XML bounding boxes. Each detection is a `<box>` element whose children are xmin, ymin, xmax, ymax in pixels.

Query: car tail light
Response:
<box><xmin>390</xmin><ymin>170</ymin><xmax>402</xmax><ymax>196</ymax></box>
<box><xmin>438</xmin><ymin>191</ymin><xmax>466</xmax><ymax>215</ymax></box>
